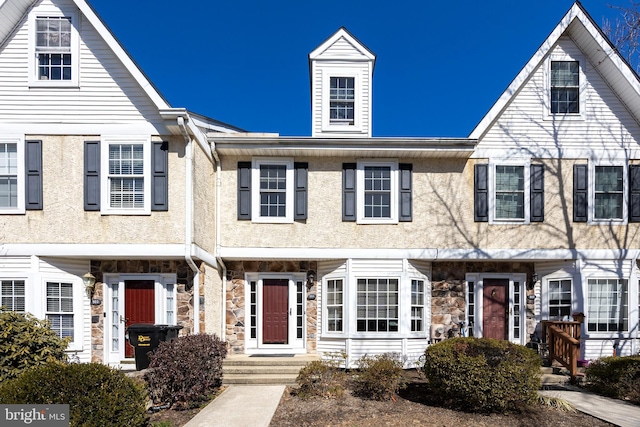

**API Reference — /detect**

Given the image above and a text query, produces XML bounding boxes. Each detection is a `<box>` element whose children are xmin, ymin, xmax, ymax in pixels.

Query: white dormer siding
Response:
<box><xmin>309</xmin><ymin>28</ymin><xmax>375</xmax><ymax>138</ymax></box>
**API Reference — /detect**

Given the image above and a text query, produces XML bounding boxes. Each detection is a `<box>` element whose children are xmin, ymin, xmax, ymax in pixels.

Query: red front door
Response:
<box><xmin>125</xmin><ymin>280</ymin><xmax>155</xmax><ymax>357</ymax></box>
<box><xmin>482</xmin><ymin>278</ymin><xmax>508</xmax><ymax>340</ymax></box>
<box><xmin>263</xmin><ymin>279</ymin><xmax>288</xmax><ymax>344</ymax></box>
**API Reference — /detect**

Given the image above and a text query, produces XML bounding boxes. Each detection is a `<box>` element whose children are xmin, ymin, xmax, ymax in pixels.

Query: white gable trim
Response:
<box><xmin>309</xmin><ymin>27</ymin><xmax>375</xmax><ymax>61</ymax></box>
<box><xmin>469</xmin><ymin>2</ymin><xmax>640</xmax><ymax>140</ymax></box>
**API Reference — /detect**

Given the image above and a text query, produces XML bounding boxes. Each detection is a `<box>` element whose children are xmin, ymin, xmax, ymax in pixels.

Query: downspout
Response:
<box><xmin>178</xmin><ymin>116</ymin><xmax>200</xmax><ymax>334</ymax></box>
<box><xmin>210</xmin><ymin>142</ymin><xmax>227</xmax><ymax>340</ymax></box>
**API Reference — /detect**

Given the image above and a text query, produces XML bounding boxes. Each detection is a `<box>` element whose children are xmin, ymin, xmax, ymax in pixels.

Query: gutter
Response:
<box><xmin>178</xmin><ymin>115</ymin><xmax>200</xmax><ymax>334</ymax></box>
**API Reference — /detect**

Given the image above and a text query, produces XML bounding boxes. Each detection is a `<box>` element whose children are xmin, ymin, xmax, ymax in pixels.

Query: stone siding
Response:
<box><xmin>431</xmin><ymin>261</ymin><xmax>536</xmax><ymax>339</ymax></box>
<box><xmin>225</xmin><ymin>261</ymin><xmax>318</xmax><ymax>354</ymax></box>
<box><xmin>88</xmin><ymin>259</ymin><xmax>196</xmax><ymax>363</ymax></box>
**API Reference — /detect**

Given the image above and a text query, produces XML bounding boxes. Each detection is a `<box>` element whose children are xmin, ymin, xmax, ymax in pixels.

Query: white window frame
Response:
<box><xmin>586</xmin><ymin>278</ymin><xmax>629</xmax><ymax>334</ymax></box>
<box><xmin>356</xmin><ymin>160</ymin><xmax>398</xmax><ymax>224</ymax></box>
<box><xmin>100</xmin><ymin>136</ymin><xmax>151</xmax><ymax>215</ymax></box>
<box><xmin>1</xmin><ymin>279</ymin><xmax>26</xmax><ymax>312</ymax></box>
<box><xmin>28</xmin><ymin>10</ymin><xmax>79</xmax><ymax>88</ymax></box>
<box><xmin>410</xmin><ymin>278</ymin><xmax>426</xmax><ymax>332</ymax></box>
<box><xmin>544</xmin><ymin>54</ymin><xmax>585</xmax><ymax>120</ymax></box>
<box><xmin>251</xmin><ymin>157</ymin><xmax>294</xmax><ymax>223</ymax></box>
<box><xmin>42</xmin><ymin>276</ymin><xmax>83</xmax><ymax>351</ymax></box>
<box><xmin>488</xmin><ymin>161</ymin><xmax>530</xmax><ymax>224</ymax></box>
<box><xmin>546</xmin><ymin>278</ymin><xmax>573</xmax><ymax>321</ymax></box>
<box><xmin>355</xmin><ymin>277</ymin><xmax>400</xmax><ymax>334</ymax></box>
<box><xmin>321</xmin><ymin>69</ymin><xmax>362</xmax><ymax>133</ymax></box>
<box><xmin>0</xmin><ymin>136</ymin><xmax>25</xmax><ymax>214</ymax></box>
<box><xmin>590</xmin><ymin>163</ymin><xmax>627</xmax><ymax>224</ymax></box>
<box><xmin>323</xmin><ymin>277</ymin><xmax>345</xmax><ymax>335</ymax></box>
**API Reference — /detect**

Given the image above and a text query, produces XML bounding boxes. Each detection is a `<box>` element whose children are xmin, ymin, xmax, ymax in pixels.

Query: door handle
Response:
<box><xmin>289</xmin><ymin>308</ymin><xmax>292</xmax><ymax>316</ymax></box>
<box><xmin>120</xmin><ymin>315</ymin><xmax>129</xmax><ymax>324</ymax></box>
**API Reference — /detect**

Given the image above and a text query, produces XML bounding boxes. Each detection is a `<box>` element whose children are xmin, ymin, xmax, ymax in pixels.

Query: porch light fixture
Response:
<box><xmin>528</xmin><ymin>273</ymin><xmax>539</xmax><ymax>290</ymax></box>
<box><xmin>306</xmin><ymin>270</ymin><xmax>315</xmax><ymax>290</ymax></box>
<box><xmin>82</xmin><ymin>272</ymin><xmax>96</xmax><ymax>298</ymax></box>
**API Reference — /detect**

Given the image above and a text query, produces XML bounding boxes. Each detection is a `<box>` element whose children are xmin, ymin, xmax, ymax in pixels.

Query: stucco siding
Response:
<box><xmin>1</xmin><ymin>135</ymin><xmax>186</xmax><ymax>244</ymax></box>
<box><xmin>192</xmin><ymin>141</ymin><xmax>216</xmax><ymax>252</ymax></box>
<box><xmin>220</xmin><ymin>156</ymin><xmax>640</xmax><ymax>252</ymax></box>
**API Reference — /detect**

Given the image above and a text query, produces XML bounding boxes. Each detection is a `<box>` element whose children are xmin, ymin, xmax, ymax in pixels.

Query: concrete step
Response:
<box><xmin>222</xmin><ymin>354</ymin><xmax>320</xmax><ymax>385</ymax></box>
<box><xmin>540</xmin><ymin>365</ymin><xmax>586</xmax><ymax>387</ymax></box>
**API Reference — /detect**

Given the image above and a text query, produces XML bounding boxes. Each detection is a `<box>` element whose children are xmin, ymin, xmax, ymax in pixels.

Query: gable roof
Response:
<box><xmin>469</xmin><ymin>1</ymin><xmax>640</xmax><ymax>140</ymax></box>
<box><xmin>308</xmin><ymin>26</ymin><xmax>376</xmax><ymax>64</ymax></box>
<box><xmin>0</xmin><ymin>0</ymin><xmax>171</xmax><ymax>111</ymax></box>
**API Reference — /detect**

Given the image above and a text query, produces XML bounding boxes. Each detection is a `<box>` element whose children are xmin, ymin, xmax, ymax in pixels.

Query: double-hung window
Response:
<box><xmin>594</xmin><ymin>166</ymin><xmax>623</xmax><ymax>220</ymax></box>
<box><xmin>495</xmin><ymin>165</ymin><xmax>525</xmax><ymax>220</ymax></box>
<box><xmin>356</xmin><ymin>278</ymin><xmax>399</xmax><ymax>332</ymax></box>
<box><xmin>587</xmin><ymin>278</ymin><xmax>628</xmax><ymax>332</ymax></box>
<box><xmin>30</xmin><ymin>12</ymin><xmax>78</xmax><ymax>87</ymax></box>
<box><xmin>325</xmin><ymin>279</ymin><xmax>344</xmax><ymax>332</ymax></box>
<box><xmin>0</xmin><ymin>140</ymin><xmax>20</xmax><ymax>212</ymax></box>
<box><xmin>550</xmin><ymin>60</ymin><xmax>579</xmax><ymax>114</ymax></box>
<box><xmin>330</xmin><ymin>77</ymin><xmax>355</xmax><ymax>125</ymax></box>
<box><xmin>101</xmin><ymin>137</ymin><xmax>151</xmax><ymax>214</ymax></box>
<box><xmin>1</xmin><ymin>279</ymin><xmax>25</xmax><ymax>312</ymax></box>
<box><xmin>356</xmin><ymin>161</ymin><xmax>399</xmax><ymax>223</ymax></box>
<box><xmin>411</xmin><ymin>279</ymin><xmax>425</xmax><ymax>332</ymax></box>
<box><xmin>46</xmin><ymin>281</ymin><xmax>74</xmax><ymax>340</ymax></box>
<box><xmin>548</xmin><ymin>279</ymin><xmax>572</xmax><ymax>320</ymax></box>
<box><xmin>251</xmin><ymin>158</ymin><xmax>294</xmax><ymax>223</ymax></box>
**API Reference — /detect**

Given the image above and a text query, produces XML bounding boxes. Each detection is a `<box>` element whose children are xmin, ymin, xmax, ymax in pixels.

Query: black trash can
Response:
<box><xmin>127</xmin><ymin>324</ymin><xmax>183</xmax><ymax>370</ymax></box>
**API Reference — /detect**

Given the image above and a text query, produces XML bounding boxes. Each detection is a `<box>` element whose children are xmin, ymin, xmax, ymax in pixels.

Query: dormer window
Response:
<box><xmin>550</xmin><ymin>61</ymin><xmax>579</xmax><ymax>114</ymax></box>
<box><xmin>330</xmin><ymin>77</ymin><xmax>355</xmax><ymax>125</ymax></box>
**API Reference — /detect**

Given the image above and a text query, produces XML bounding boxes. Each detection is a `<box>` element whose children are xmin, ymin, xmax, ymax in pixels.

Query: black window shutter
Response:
<box><xmin>474</xmin><ymin>164</ymin><xmax>488</xmax><ymax>222</ymax></box>
<box><xmin>151</xmin><ymin>141</ymin><xmax>169</xmax><ymax>211</ymax></box>
<box><xmin>294</xmin><ymin>162</ymin><xmax>308</xmax><ymax>220</ymax></box>
<box><xmin>399</xmin><ymin>163</ymin><xmax>412</xmax><ymax>221</ymax></box>
<box><xmin>530</xmin><ymin>164</ymin><xmax>544</xmax><ymax>222</ymax></box>
<box><xmin>342</xmin><ymin>163</ymin><xmax>356</xmax><ymax>221</ymax></box>
<box><xmin>237</xmin><ymin>162</ymin><xmax>252</xmax><ymax>220</ymax></box>
<box><xmin>25</xmin><ymin>140</ymin><xmax>43</xmax><ymax>210</ymax></box>
<box><xmin>629</xmin><ymin>165</ymin><xmax>640</xmax><ymax>222</ymax></box>
<box><xmin>84</xmin><ymin>141</ymin><xmax>100</xmax><ymax>211</ymax></box>
<box><xmin>573</xmin><ymin>164</ymin><xmax>588</xmax><ymax>222</ymax></box>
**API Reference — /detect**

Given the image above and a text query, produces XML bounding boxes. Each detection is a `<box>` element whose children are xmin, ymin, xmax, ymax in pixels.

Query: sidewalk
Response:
<box><xmin>183</xmin><ymin>385</ymin><xmax>285</xmax><ymax>427</ymax></box>
<box><xmin>539</xmin><ymin>385</ymin><xmax>640</xmax><ymax>427</ymax></box>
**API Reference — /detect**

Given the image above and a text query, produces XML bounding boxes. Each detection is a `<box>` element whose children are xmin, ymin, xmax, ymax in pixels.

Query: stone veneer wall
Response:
<box><xmin>431</xmin><ymin>261</ymin><xmax>536</xmax><ymax>339</ymax></box>
<box><xmin>88</xmin><ymin>259</ymin><xmax>196</xmax><ymax>363</ymax></box>
<box><xmin>224</xmin><ymin>261</ymin><xmax>318</xmax><ymax>354</ymax></box>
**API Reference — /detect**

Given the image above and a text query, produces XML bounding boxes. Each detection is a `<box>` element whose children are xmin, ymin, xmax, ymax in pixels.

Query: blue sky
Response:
<box><xmin>89</xmin><ymin>0</ymin><xmax>626</xmax><ymax>137</ymax></box>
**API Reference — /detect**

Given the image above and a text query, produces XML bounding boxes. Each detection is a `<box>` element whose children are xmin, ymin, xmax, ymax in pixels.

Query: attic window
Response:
<box><xmin>36</xmin><ymin>17</ymin><xmax>72</xmax><ymax>81</ymax></box>
<box><xmin>330</xmin><ymin>77</ymin><xmax>354</xmax><ymax>124</ymax></box>
<box><xmin>550</xmin><ymin>61</ymin><xmax>579</xmax><ymax>114</ymax></box>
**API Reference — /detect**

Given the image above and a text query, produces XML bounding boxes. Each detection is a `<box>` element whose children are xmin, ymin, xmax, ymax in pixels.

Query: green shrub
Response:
<box><xmin>0</xmin><ymin>362</ymin><xmax>147</xmax><ymax>427</ymax></box>
<box><xmin>0</xmin><ymin>308</ymin><xmax>70</xmax><ymax>382</ymax></box>
<box><xmin>145</xmin><ymin>333</ymin><xmax>227</xmax><ymax>409</ymax></box>
<box><xmin>422</xmin><ymin>337</ymin><xmax>541</xmax><ymax>413</ymax></box>
<box><xmin>295</xmin><ymin>359</ymin><xmax>346</xmax><ymax>399</ymax></box>
<box><xmin>585</xmin><ymin>355</ymin><xmax>640</xmax><ymax>404</ymax></box>
<box><xmin>353</xmin><ymin>353</ymin><xmax>406</xmax><ymax>400</ymax></box>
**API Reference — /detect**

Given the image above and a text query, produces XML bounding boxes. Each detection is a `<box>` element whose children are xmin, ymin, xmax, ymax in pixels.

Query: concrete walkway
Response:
<box><xmin>540</xmin><ymin>385</ymin><xmax>640</xmax><ymax>427</ymax></box>
<box><xmin>183</xmin><ymin>385</ymin><xmax>285</xmax><ymax>427</ymax></box>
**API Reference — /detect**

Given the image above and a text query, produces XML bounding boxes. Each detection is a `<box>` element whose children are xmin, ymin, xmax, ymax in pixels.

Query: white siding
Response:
<box><xmin>0</xmin><ymin>0</ymin><xmax>164</xmax><ymax>131</ymax></box>
<box><xmin>0</xmin><ymin>255</ymin><xmax>92</xmax><ymax>362</ymax></box>
<box><xmin>477</xmin><ymin>38</ymin><xmax>640</xmax><ymax>158</ymax></box>
<box><xmin>319</xmin><ymin>36</ymin><xmax>370</xmax><ymax>60</ymax></box>
<box><xmin>351</xmin><ymin>259</ymin><xmax>403</xmax><ymax>274</ymax></box>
